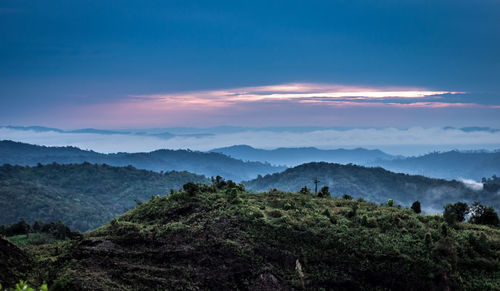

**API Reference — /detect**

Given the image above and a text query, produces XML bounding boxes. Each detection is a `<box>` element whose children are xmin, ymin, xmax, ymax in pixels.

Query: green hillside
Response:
<box><xmin>0</xmin><ymin>163</ymin><xmax>209</xmax><ymax>231</ymax></box>
<box><xmin>245</xmin><ymin>162</ymin><xmax>500</xmax><ymax>213</ymax></box>
<box><xmin>9</xmin><ymin>183</ymin><xmax>499</xmax><ymax>290</ymax></box>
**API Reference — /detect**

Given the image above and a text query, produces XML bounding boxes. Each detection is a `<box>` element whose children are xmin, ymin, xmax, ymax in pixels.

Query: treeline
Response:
<box><xmin>274</xmin><ymin>182</ymin><xmax>499</xmax><ymax>227</ymax></box>
<box><xmin>0</xmin><ymin>163</ymin><xmax>209</xmax><ymax>231</ymax></box>
<box><xmin>482</xmin><ymin>175</ymin><xmax>500</xmax><ymax>192</ymax></box>
<box><xmin>0</xmin><ymin>219</ymin><xmax>78</xmax><ymax>240</ymax></box>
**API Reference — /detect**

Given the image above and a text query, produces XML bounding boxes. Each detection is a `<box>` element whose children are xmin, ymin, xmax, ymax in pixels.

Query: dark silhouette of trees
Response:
<box><xmin>317</xmin><ymin>186</ymin><xmax>330</xmax><ymax>198</ymax></box>
<box><xmin>299</xmin><ymin>186</ymin><xmax>311</xmax><ymax>195</ymax></box>
<box><xmin>443</xmin><ymin>202</ymin><xmax>469</xmax><ymax>224</ymax></box>
<box><xmin>411</xmin><ymin>201</ymin><xmax>421</xmax><ymax>214</ymax></box>
<box><xmin>469</xmin><ymin>202</ymin><xmax>500</xmax><ymax>226</ymax></box>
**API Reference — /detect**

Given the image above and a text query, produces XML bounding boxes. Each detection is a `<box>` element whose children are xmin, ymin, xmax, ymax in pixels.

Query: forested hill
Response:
<box><xmin>0</xmin><ymin>140</ymin><xmax>285</xmax><ymax>181</ymax></box>
<box><xmin>210</xmin><ymin>145</ymin><xmax>394</xmax><ymax>166</ymax></box>
<box><xmin>244</xmin><ymin>162</ymin><xmax>500</xmax><ymax>213</ymax></box>
<box><xmin>9</xmin><ymin>187</ymin><xmax>498</xmax><ymax>290</ymax></box>
<box><xmin>371</xmin><ymin>150</ymin><xmax>500</xmax><ymax>181</ymax></box>
<box><xmin>0</xmin><ymin>163</ymin><xmax>209</xmax><ymax>231</ymax></box>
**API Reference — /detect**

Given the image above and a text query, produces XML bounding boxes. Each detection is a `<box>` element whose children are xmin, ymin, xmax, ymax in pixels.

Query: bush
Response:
<box><xmin>411</xmin><ymin>201</ymin><xmax>421</xmax><ymax>214</ymax></box>
<box><xmin>443</xmin><ymin>202</ymin><xmax>468</xmax><ymax>225</ymax></box>
<box><xmin>317</xmin><ymin>186</ymin><xmax>330</xmax><ymax>198</ymax></box>
<box><xmin>183</xmin><ymin>182</ymin><xmax>200</xmax><ymax>196</ymax></box>
<box><xmin>298</xmin><ymin>186</ymin><xmax>310</xmax><ymax>195</ymax></box>
<box><xmin>387</xmin><ymin>199</ymin><xmax>394</xmax><ymax>207</ymax></box>
<box><xmin>469</xmin><ymin>202</ymin><xmax>500</xmax><ymax>226</ymax></box>
<box><xmin>342</xmin><ymin>194</ymin><xmax>352</xmax><ymax>200</ymax></box>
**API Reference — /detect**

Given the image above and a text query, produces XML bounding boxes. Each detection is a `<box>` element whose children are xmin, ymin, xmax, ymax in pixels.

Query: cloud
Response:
<box><xmin>129</xmin><ymin>82</ymin><xmax>463</xmax><ymax>105</ymax></box>
<box><xmin>459</xmin><ymin>178</ymin><xmax>484</xmax><ymax>191</ymax></box>
<box><xmin>1</xmin><ymin>126</ymin><xmax>500</xmax><ymax>155</ymax></box>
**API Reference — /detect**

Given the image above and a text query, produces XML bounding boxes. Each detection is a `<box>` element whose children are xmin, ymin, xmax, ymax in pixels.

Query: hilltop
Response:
<box><xmin>0</xmin><ymin>140</ymin><xmax>285</xmax><ymax>181</ymax></box>
<box><xmin>0</xmin><ymin>163</ymin><xmax>209</xmax><ymax>231</ymax></box>
<box><xmin>11</xmin><ymin>183</ymin><xmax>499</xmax><ymax>290</ymax></box>
<box><xmin>244</xmin><ymin>162</ymin><xmax>500</xmax><ymax>213</ymax></box>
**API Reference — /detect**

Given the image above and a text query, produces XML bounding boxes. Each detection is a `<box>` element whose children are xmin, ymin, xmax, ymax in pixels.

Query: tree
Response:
<box><xmin>183</xmin><ymin>182</ymin><xmax>200</xmax><ymax>196</ymax></box>
<box><xmin>469</xmin><ymin>202</ymin><xmax>500</xmax><ymax>226</ymax></box>
<box><xmin>443</xmin><ymin>202</ymin><xmax>469</xmax><ymax>225</ymax></box>
<box><xmin>387</xmin><ymin>199</ymin><xmax>394</xmax><ymax>207</ymax></box>
<box><xmin>411</xmin><ymin>201</ymin><xmax>421</xmax><ymax>214</ymax></box>
<box><xmin>342</xmin><ymin>194</ymin><xmax>352</xmax><ymax>200</ymax></box>
<box><xmin>32</xmin><ymin>220</ymin><xmax>44</xmax><ymax>233</ymax></box>
<box><xmin>317</xmin><ymin>186</ymin><xmax>330</xmax><ymax>198</ymax></box>
<box><xmin>299</xmin><ymin>186</ymin><xmax>311</xmax><ymax>195</ymax></box>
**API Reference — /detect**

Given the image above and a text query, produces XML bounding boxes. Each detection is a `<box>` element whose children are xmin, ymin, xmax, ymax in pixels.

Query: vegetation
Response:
<box><xmin>0</xmin><ymin>140</ymin><xmax>284</xmax><ymax>181</ymax></box>
<box><xmin>5</xmin><ymin>180</ymin><xmax>496</xmax><ymax>290</ymax></box>
<box><xmin>442</xmin><ymin>201</ymin><xmax>500</xmax><ymax>227</ymax></box>
<box><xmin>0</xmin><ymin>163</ymin><xmax>209</xmax><ymax>231</ymax></box>
<box><xmin>443</xmin><ymin>202</ymin><xmax>469</xmax><ymax>225</ymax></box>
<box><xmin>411</xmin><ymin>200</ymin><xmax>421</xmax><ymax>213</ymax></box>
<box><xmin>245</xmin><ymin>162</ymin><xmax>500</xmax><ymax>213</ymax></box>
<box><xmin>0</xmin><ymin>219</ymin><xmax>78</xmax><ymax>247</ymax></box>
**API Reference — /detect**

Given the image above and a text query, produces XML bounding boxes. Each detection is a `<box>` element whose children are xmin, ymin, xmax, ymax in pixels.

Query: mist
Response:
<box><xmin>1</xmin><ymin>126</ymin><xmax>500</xmax><ymax>156</ymax></box>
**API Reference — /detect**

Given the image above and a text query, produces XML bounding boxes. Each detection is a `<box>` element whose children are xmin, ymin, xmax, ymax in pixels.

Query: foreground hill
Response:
<box><xmin>16</xmin><ymin>186</ymin><xmax>500</xmax><ymax>290</ymax></box>
<box><xmin>210</xmin><ymin>145</ymin><xmax>394</xmax><ymax>166</ymax></box>
<box><xmin>245</xmin><ymin>162</ymin><xmax>500</xmax><ymax>213</ymax></box>
<box><xmin>372</xmin><ymin>150</ymin><xmax>500</xmax><ymax>181</ymax></box>
<box><xmin>0</xmin><ymin>163</ymin><xmax>209</xmax><ymax>231</ymax></box>
<box><xmin>0</xmin><ymin>237</ymin><xmax>30</xmax><ymax>287</ymax></box>
<box><xmin>0</xmin><ymin>140</ymin><xmax>285</xmax><ymax>181</ymax></box>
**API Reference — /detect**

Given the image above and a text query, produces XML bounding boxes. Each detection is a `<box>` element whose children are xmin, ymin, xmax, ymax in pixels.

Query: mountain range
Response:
<box><xmin>0</xmin><ymin>140</ymin><xmax>284</xmax><ymax>181</ymax></box>
<box><xmin>212</xmin><ymin>145</ymin><xmax>500</xmax><ymax>181</ymax></box>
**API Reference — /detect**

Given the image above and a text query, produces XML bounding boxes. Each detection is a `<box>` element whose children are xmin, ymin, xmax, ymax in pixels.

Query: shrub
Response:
<box><xmin>342</xmin><ymin>194</ymin><xmax>352</xmax><ymax>200</ymax></box>
<box><xmin>317</xmin><ymin>186</ymin><xmax>330</xmax><ymax>198</ymax></box>
<box><xmin>183</xmin><ymin>182</ymin><xmax>200</xmax><ymax>196</ymax></box>
<box><xmin>411</xmin><ymin>201</ymin><xmax>421</xmax><ymax>214</ymax></box>
<box><xmin>469</xmin><ymin>202</ymin><xmax>500</xmax><ymax>226</ymax></box>
<box><xmin>443</xmin><ymin>202</ymin><xmax>469</xmax><ymax>225</ymax></box>
<box><xmin>387</xmin><ymin>199</ymin><xmax>394</xmax><ymax>207</ymax></box>
<box><xmin>299</xmin><ymin>186</ymin><xmax>311</xmax><ymax>195</ymax></box>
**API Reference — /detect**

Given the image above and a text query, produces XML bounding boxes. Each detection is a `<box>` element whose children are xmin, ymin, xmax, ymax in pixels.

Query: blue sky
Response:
<box><xmin>0</xmin><ymin>0</ymin><xmax>499</xmax><ymax>128</ymax></box>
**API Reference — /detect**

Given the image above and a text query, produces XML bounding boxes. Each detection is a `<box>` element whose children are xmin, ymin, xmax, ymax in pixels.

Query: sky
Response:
<box><xmin>0</xmin><ymin>0</ymin><xmax>499</xmax><ymax>130</ymax></box>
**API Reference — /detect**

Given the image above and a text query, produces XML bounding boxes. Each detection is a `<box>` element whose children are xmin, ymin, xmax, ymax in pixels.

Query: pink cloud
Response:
<box><xmin>129</xmin><ymin>82</ymin><xmax>463</xmax><ymax>106</ymax></box>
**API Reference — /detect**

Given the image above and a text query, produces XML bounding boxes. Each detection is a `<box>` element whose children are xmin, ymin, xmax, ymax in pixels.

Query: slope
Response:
<box><xmin>30</xmin><ymin>186</ymin><xmax>500</xmax><ymax>290</ymax></box>
<box><xmin>0</xmin><ymin>163</ymin><xmax>209</xmax><ymax>231</ymax></box>
<box><xmin>244</xmin><ymin>162</ymin><xmax>499</xmax><ymax>213</ymax></box>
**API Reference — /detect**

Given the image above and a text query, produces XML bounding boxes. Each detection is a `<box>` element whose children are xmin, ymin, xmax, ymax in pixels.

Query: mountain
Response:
<box><xmin>0</xmin><ymin>163</ymin><xmax>209</xmax><ymax>231</ymax></box>
<box><xmin>372</xmin><ymin>150</ymin><xmax>500</xmax><ymax>180</ymax></box>
<box><xmin>7</xmin><ymin>186</ymin><xmax>499</xmax><ymax>290</ymax></box>
<box><xmin>0</xmin><ymin>140</ymin><xmax>285</xmax><ymax>181</ymax></box>
<box><xmin>244</xmin><ymin>162</ymin><xmax>500</xmax><ymax>213</ymax></box>
<box><xmin>211</xmin><ymin>145</ymin><xmax>500</xmax><ymax>181</ymax></box>
<box><xmin>210</xmin><ymin>145</ymin><xmax>395</xmax><ymax>166</ymax></box>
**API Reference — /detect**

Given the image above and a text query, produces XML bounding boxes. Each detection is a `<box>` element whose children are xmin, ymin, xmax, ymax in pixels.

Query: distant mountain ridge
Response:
<box><xmin>372</xmin><ymin>150</ymin><xmax>500</xmax><ymax>180</ymax></box>
<box><xmin>0</xmin><ymin>140</ymin><xmax>285</xmax><ymax>181</ymax></box>
<box><xmin>210</xmin><ymin>145</ymin><xmax>395</xmax><ymax>166</ymax></box>
<box><xmin>211</xmin><ymin>145</ymin><xmax>500</xmax><ymax>181</ymax></box>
